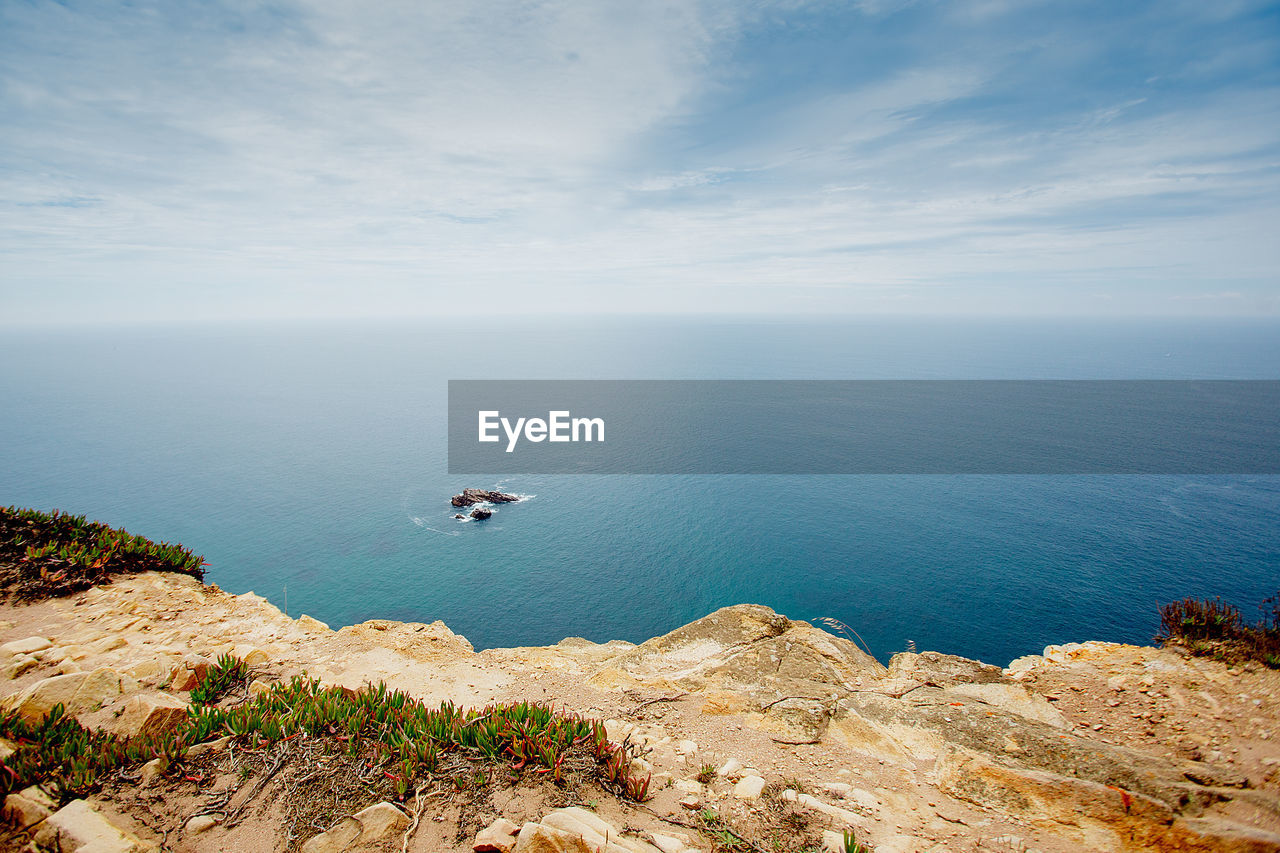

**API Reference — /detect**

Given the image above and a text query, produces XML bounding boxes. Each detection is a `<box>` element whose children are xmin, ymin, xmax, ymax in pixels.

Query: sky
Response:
<box><xmin>1</xmin><ymin>0</ymin><xmax>1278</xmax><ymax>322</ymax></box>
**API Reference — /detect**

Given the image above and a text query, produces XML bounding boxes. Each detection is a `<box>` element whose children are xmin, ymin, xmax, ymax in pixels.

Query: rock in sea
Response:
<box><xmin>451</xmin><ymin>488</ymin><xmax>519</xmax><ymax>507</ymax></box>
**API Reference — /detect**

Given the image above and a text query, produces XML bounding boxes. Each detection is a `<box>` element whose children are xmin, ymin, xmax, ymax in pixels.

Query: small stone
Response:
<box><xmin>650</xmin><ymin>832</ymin><xmax>690</xmax><ymax>853</ymax></box>
<box><xmin>249</xmin><ymin>679</ymin><xmax>272</xmax><ymax>697</ymax></box>
<box><xmin>717</xmin><ymin>758</ymin><xmax>743</xmax><ymax>778</ymax></box>
<box><xmin>733</xmin><ymin>774</ymin><xmax>767</xmax><ymax>800</ymax></box>
<box><xmin>139</xmin><ymin>758</ymin><xmax>164</xmax><ymax>787</ymax></box>
<box><xmin>474</xmin><ymin>816</ymin><xmax>521</xmax><ymax>852</ymax></box>
<box><xmin>240</xmin><ymin>648</ymin><xmax>270</xmax><ymax>666</ymax></box>
<box><xmin>821</xmin><ymin>829</ymin><xmax>847</xmax><ymax>853</ymax></box>
<box><xmin>185</xmin><ymin>736</ymin><xmax>232</xmax><ymax>759</ymax></box>
<box><xmin>185</xmin><ymin>814</ymin><xmax>217</xmax><ymax>835</ymax></box>
<box><xmin>679</xmin><ymin>795</ymin><xmax>701</xmax><ymax>809</ymax></box>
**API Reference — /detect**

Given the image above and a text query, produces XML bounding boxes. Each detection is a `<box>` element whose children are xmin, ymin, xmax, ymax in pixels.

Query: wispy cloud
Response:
<box><xmin>1</xmin><ymin>0</ymin><xmax>1277</xmax><ymax>321</ymax></box>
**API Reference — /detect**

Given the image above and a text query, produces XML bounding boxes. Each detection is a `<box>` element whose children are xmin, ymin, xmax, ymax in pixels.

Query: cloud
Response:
<box><xmin>0</xmin><ymin>0</ymin><xmax>1277</xmax><ymax>321</ymax></box>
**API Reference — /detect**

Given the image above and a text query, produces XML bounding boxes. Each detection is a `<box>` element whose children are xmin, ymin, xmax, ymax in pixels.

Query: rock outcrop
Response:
<box><xmin>451</xmin><ymin>489</ymin><xmax>520</xmax><ymax>507</ymax></box>
<box><xmin>1</xmin><ymin>572</ymin><xmax>1278</xmax><ymax>853</ymax></box>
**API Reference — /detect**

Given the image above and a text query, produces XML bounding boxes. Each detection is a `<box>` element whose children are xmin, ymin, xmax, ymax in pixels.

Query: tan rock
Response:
<box><xmin>90</xmin><ymin>635</ymin><xmax>127</xmax><ymax>654</ymax></box>
<box><xmin>2</xmin><ymin>785</ymin><xmax>56</xmax><ymax>828</ymax></box>
<box><xmin>298</xmin><ymin>614</ymin><xmax>331</xmax><ymax>631</ymax></box>
<box><xmin>138</xmin><ymin>758</ymin><xmax>163</xmax><ymax>787</ymax></box>
<box><xmin>0</xmin><ymin>637</ymin><xmax>52</xmax><ymax>657</ymax></box>
<box><xmin>248</xmin><ymin>678</ymin><xmax>272</xmax><ymax>697</ymax></box>
<box><xmin>239</xmin><ymin>647</ymin><xmax>270</xmax><ymax>666</ymax></box>
<box><xmin>3</xmin><ymin>653</ymin><xmax>39</xmax><ymax>679</ymax></box>
<box><xmin>1</xmin><ymin>667</ymin><xmax>130</xmax><ymax>724</ymax></box>
<box><xmin>781</xmin><ymin>790</ymin><xmax>864</xmax><ymax>829</ymax></box>
<box><xmin>185</xmin><ymin>735</ymin><xmax>232</xmax><ymax>759</ymax></box>
<box><xmin>820</xmin><ymin>830</ymin><xmax>847</xmax><ymax>853</ymax></box>
<box><xmin>300</xmin><ymin>817</ymin><xmax>361</xmax><ymax>853</ymax></box>
<box><xmin>513</xmin><ymin>822</ymin><xmax>593</xmax><ymax>853</ymax></box>
<box><xmin>350</xmin><ymin>801</ymin><xmax>409</xmax><ymax>842</ymax></box>
<box><xmin>648</xmin><ymin>832</ymin><xmax>690</xmax><ymax>853</ymax></box>
<box><xmin>474</xmin><ymin>817</ymin><xmax>521</xmax><ymax>852</ymax></box>
<box><xmin>732</xmin><ymin>775</ymin><xmax>766</xmax><ymax>800</ymax></box>
<box><xmin>716</xmin><ymin>757</ymin><xmax>743</xmax><ymax>778</ymax></box>
<box><xmin>33</xmin><ymin>798</ymin><xmax>157</xmax><ymax>852</ymax></box>
<box><xmin>184</xmin><ymin>814</ymin><xmax>217</xmax><ymax>835</ymax></box>
<box><xmin>109</xmin><ymin>692</ymin><xmax>189</xmax><ymax>739</ymax></box>
<box><xmin>700</xmin><ymin>690</ymin><xmax>751</xmax><ymax>715</ymax></box>
<box><xmin>759</xmin><ymin>697</ymin><xmax>829</xmax><ymax>744</ymax></box>
<box><xmin>124</xmin><ymin>659</ymin><xmax>171</xmax><ymax>683</ymax></box>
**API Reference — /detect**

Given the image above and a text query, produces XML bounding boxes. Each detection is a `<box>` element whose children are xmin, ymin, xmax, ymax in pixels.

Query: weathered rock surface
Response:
<box><xmin>470</xmin><ymin>507</ymin><xmax>493</xmax><ymax>520</ymax></box>
<box><xmin>451</xmin><ymin>489</ymin><xmax>520</xmax><ymax>507</ymax></box>
<box><xmin>301</xmin><ymin>801</ymin><xmax>409</xmax><ymax>853</ymax></box>
<box><xmin>33</xmin><ymin>798</ymin><xmax>157</xmax><ymax>852</ymax></box>
<box><xmin>1</xmin><ymin>571</ymin><xmax>1278</xmax><ymax>853</ymax></box>
<box><xmin>2</xmin><ymin>785</ymin><xmax>56</xmax><ymax>829</ymax></box>
<box><xmin>474</xmin><ymin>817</ymin><xmax>521</xmax><ymax>852</ymax></box>
<box><xmin>1</xmin><ymin>667</ymin><xmax>133</xmax><ymax>723</ymax></box>
<box><xmin>107</xmin><ymin>691</ymin><xmax>189</xmax><ymax>739</ymax></box>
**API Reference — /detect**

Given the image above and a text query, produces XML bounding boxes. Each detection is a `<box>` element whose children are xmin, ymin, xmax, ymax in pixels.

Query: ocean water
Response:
<box><xmin>1</xmin><ymin>316</ymin><xmax>1278</xmax><ymax>666</ymax></box>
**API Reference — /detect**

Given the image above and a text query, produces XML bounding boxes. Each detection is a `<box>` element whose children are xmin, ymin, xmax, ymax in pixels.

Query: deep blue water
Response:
<box><xmin>2</xmin><ymin>316</ymin><xmax>1278</xmax><ymax>666</ymax></box>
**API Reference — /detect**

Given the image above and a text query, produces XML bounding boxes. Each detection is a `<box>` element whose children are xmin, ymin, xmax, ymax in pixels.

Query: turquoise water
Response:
<box><xmin>2</xmin><ymin>316</ymin><xmax>1278</xmax><ymax>665</ymax></box>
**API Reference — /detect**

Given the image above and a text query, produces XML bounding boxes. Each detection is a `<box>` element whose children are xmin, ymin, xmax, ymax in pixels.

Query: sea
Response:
<box><xmin>2</xmin><ymin>316</ymin><xmax>1277</xmax><ymax>667</ymax></box>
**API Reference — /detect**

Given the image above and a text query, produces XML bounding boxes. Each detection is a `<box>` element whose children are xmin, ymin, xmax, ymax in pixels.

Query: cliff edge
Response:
<box><xmin>1</xmin><ymin>573</ymin><xmax>1278</xmax><ymax>853</ymax></box>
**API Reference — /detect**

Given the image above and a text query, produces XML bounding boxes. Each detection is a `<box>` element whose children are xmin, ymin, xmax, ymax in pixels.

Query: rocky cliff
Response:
<box><xmin>1</xmin><ymin>573</ymin><xmax>1278</xmax><ymax>853</ymax></box>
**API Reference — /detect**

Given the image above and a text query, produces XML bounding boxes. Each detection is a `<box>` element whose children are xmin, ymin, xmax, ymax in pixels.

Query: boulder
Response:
<box><xmin>470</xmin><ymin>507</ymin><xmax>493</xmax><ymax>520</ymax></box>
<box><xmin>33</xmin><ymin>799</ymin><xmax>157</xmax><ymax>852</ymax></box>
<box><xmin>452</xmin><ymin>489</ymin><xmax>520</xmax><ymax>507</ymax></box>
<box><xmin>886</xmin><ymin>651</ymin><xmax>1005</xmax><ymax>687</ymax></box>
<box><xmin>109</xmin><ymin>692</ymin><xmax>189</xmax><ymax>739</ymax></box>
<box><xmin>2</xmin><ymin>785</ymin><xmax>56</xmax><ymax>829</ymax></box>
<box><xmin>1</xmin><ymin>667</ymin><xmax>132</xmax><ymax>724</ymax></box>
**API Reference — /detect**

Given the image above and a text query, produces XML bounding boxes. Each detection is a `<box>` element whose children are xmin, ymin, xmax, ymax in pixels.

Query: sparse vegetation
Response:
<box><xmin>189</xmin><ymin>652</ymin><xmax>249</xmax><ymax>705</ymax></box>
<box><xmin>0</xmin><ymin>506</ymin><xmax>206</xmax><ymax>601</ymax></box>
<box><xmin>843</xmin><ymin>828</ymin><xmax>872</xmax><ymax>852</ymax></box>
<box><xmin>1156</xmin><ymin>593</ymin><xmax>1280</xmax><ymax>668</ymax></box>
<box><xmin>0</xmin><ymin>660</ymin><xmax>652</xmax><ymax>812</ymax></box>
<box><xmin>697</xmin><ymin>762</ymin><xmax>717</xmax><ymax>783</ymax></box>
